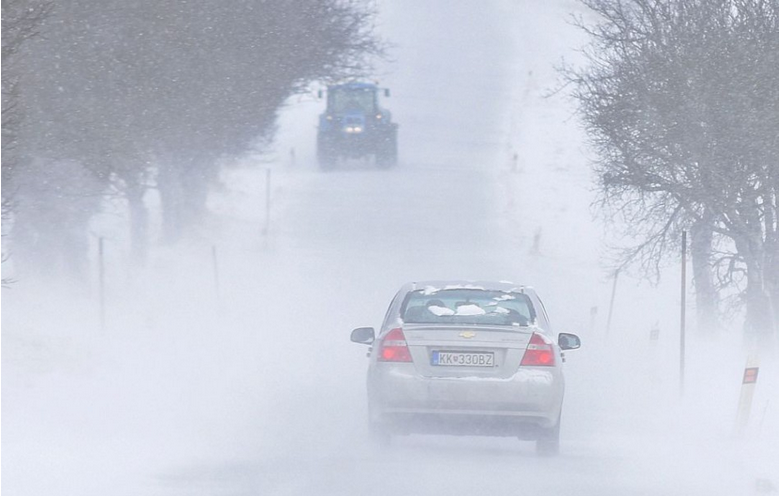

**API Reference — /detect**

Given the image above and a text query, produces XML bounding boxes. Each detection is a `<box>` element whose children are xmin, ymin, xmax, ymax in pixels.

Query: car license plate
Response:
<box><xmin>431</xmin><ymin>351</ymin><xmax>494</xmax><ymax>367</ymax></box>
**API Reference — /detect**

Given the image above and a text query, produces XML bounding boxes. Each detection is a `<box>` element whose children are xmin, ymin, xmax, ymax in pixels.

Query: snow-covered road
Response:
<box><xmin>2</xmin><ymin>0</ymin><xmax>777</xmax><ymax>495</ymax></box>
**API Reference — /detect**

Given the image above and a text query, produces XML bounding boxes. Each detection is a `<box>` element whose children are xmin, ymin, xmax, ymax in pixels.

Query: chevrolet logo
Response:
<box><xmin>459</xmin><ymin>331</ymin><xmax>476</xmax><ymax>339</ymax></box>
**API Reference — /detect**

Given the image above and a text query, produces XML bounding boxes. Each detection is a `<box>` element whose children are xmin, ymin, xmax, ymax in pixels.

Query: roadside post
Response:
<box><xmin>734</xmin><ymin>355</ymin><xmax>760</xmax><ymax>435</ymax></box>
<box><xmin>263</xmin><ymin>167</ymin><xmax>271</xmax><ymax>235</ymax></box>
<box><xmin>98</xmin><ymin>236</ymin><xmax>106</xmax><ymax>331</ymax></box>
<box><xmin>605</xmin><ymin>269</ymin><xmax>619</xmax><ymax>337</ymax></box>
<box><xmin>211</xmin><ymin>245</ymin><xmax>220</xmax><ymax>300</ymax></box>
<box><xmin>680</xmin><ymin>231</ymin><xmax>688</xmax><ymax>395</ymax></box>
<box><xmin>649</xmin><ymin>322</ymin><xmax>660</xmax><ymax>344</ymax></box>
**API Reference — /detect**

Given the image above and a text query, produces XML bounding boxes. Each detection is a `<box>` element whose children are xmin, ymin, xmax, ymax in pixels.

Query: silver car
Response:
<box><xmin>351</xmin><ymin>280</ymin><xmax>581</xmax><ymax>455</ymax></box>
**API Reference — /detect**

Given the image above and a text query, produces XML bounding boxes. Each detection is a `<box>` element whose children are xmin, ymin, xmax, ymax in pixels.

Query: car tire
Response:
<box><xmin>535</xmin><ymin>416</ymin><xmax>561</xmax><ymax>457</ymax></box>
<box><xmin>367</xmin><ymin>395</ymin><xmax>392</xmax><ymax>446</ymax></box>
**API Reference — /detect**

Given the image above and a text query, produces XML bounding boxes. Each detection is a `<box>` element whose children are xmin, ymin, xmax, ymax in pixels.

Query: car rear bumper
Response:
<box><xmin>369</xmin><ymin>364</ymin><xmax>563</xmax><ymax>436</ymax></box>
<box><xmin>378</xmin><ymin>411</ymin><xmax>553</xmax><ymax>438</ymax></box>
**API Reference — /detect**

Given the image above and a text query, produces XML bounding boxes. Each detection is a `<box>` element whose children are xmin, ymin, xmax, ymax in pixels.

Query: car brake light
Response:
<box><xmin>378</xmin><ymin>328</ymin><xmax>412</xmax><ymax>362</ymax></box>
<box><xmin>521</xmin><ymin>333</ymin><xmax>555</xmax><ymax>366</ymax></box>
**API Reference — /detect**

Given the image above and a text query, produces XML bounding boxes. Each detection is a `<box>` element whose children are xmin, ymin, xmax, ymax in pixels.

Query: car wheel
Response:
<box><xmin>368</xmin><ymin>396</ymin><xmax>392</xmax><ymax>446</ymax></box>
<box><xmin>535</xmin><ymin>416</ymin><xmax>560</xmax><ymax>457</ymax></box>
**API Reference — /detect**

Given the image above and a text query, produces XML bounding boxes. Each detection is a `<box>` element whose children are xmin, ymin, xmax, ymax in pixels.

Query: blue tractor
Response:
<box><xmin>317</xmin><ymin>82</ymin><xmax>398</xmax><ymax>169</ymax></box>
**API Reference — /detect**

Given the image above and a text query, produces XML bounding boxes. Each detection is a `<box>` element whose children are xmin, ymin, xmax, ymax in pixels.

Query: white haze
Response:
<box><xmin>1</xmin><ymin>0</ymin><xmax>778</xmax><ymax>495</ymax></box>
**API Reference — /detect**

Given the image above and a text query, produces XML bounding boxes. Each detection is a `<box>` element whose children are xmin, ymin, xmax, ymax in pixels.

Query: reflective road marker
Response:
<box><xmin>735</xmin><ymin>355</ymin><xmax>760</xmax><ymax>435</ymax></box>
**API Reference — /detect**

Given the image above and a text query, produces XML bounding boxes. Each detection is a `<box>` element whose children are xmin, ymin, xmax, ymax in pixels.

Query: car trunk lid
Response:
<box><xmin>401</xmin><ymin>324</ymin><xmax>534</xmax><ymax>379</ymax></box>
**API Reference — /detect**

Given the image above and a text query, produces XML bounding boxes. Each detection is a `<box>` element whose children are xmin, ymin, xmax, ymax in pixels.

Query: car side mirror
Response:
<box><xmin>351</xmin><ymin>327</ymin><xmax>375</xmax><ymax>344</ymax></box>
<box><xmin>317</xmin><ymin>89</ymin><xmax>323</xmax><ymax>99</ymax></box>
<box><xmin>558</xmin><ymin>332</ymin><xmax>581</xmax><ymax>350</ymax></box>
<box><xmin>384</xmin><ymin>88</ymin><xmax>390</xmax><ymax>97</ymax></box>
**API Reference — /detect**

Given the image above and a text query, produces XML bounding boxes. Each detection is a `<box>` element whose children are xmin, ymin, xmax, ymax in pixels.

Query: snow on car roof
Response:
<box><xmin>410</xmin><ymin>280</ymin><xmax>529</xmax><ymax>294</ymax></box>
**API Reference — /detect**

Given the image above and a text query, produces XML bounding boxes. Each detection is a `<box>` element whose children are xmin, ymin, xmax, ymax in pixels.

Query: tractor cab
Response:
<box><xmin>317</xmin><ymin>82</ymin><xmax>398</xmax><ymax>169</ymax></box>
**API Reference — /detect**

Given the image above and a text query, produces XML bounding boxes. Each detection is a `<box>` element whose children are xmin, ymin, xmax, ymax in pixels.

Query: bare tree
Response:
<box><xmin>2</xmin><ymin>0</ymin><xmax>53</xmax><ymax>210</ymax></box>
<box><xmin>10</xmin><ymin>0</ymin><xmax>385</xmax><ymax>271</ymax></box>
<box><xmin>565</xmin><ymin>0</ymin><xmax>778</xmax><ymax>341</ymax></box>
<box><xmin>1</xmin><ymin>0</ymin><xmax>53</xmax><ymax>285</ymax></box>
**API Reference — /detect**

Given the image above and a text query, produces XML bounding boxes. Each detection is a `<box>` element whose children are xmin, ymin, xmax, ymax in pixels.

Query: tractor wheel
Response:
<box><xmin>317</xmin><ymin>135</ymin><xmax>337</xmax><ymax>170</ymax></box>
<box><xmin>375</xmin><ymin>131</ymin><xmax>397</xmax><ymax>169</ymax></box>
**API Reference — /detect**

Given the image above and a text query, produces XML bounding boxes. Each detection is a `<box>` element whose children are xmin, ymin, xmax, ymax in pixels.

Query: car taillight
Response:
<box><xmin>521</xmin><ymin>333</ymin><xmax>555</xmax><ymax>366</ymax></box>
<box><xmin>378</xmin><ymin>328</ymin><xmax>412</xmax><ymax>362</ymax></box>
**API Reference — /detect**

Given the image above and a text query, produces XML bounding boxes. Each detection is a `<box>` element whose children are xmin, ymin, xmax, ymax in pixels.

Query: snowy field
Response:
<box><xmin>1</xmin><ymin>0</ymin><xmax>778</xmax><ymax>495</ymax></box>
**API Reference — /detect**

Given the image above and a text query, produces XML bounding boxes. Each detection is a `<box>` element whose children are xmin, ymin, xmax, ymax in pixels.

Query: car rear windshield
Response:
<box><xmin>401</xmin><ymin>287</ymin><xmax>535</xmax><ymax>327</ymax></box>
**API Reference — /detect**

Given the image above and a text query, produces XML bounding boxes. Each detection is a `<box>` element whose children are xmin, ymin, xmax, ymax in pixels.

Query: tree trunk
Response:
<box><xmin>744</xmin><ymin>260</ymin><xmax>774</xmax><ymax>343</ymax></box>
<box><xmin>763</xmin><ymin>242</ymin><xmax>778</xmax><ymax>342</ymax></box>
<box><xmin>762</xmin><ymin>199</ymin><xmax>778</xmax><ymax>336</ymax></box>
<box><xmin>766</xmin><ymin>245</ymin><xmax>778</xmax><ymax>335</ymax></box>
<box><xmin>157</xmin><ymin>162</ymin><xmax>183</xmax><ymax>243</ymax></box>
<box><xmin>734</xmin><ymin>231</ymin><xmax>775</xmax><ymax>344</ymax></box>
<box><xmin>61</xmin><ymin>218</ymin><xmax>91</xmax><ymax>284</ymax></box>
<box><xmin>691</xmin><ymin>217</ymin><xmax>719</xmax><ymax>337</ymax></box>
<box><xmin>126</xmin><ymin>180</ymin><xmax>148</xmax><ymax>265</ymax></box>
<box><xmin>157</xmin><ymin>159</ymin><xmax>214</xmax><ymax>243</ymax></box>
<box><xmin>180</xmin><ymin>162</ymin><xmax>210</xmax><ymax>232</ymax></box>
